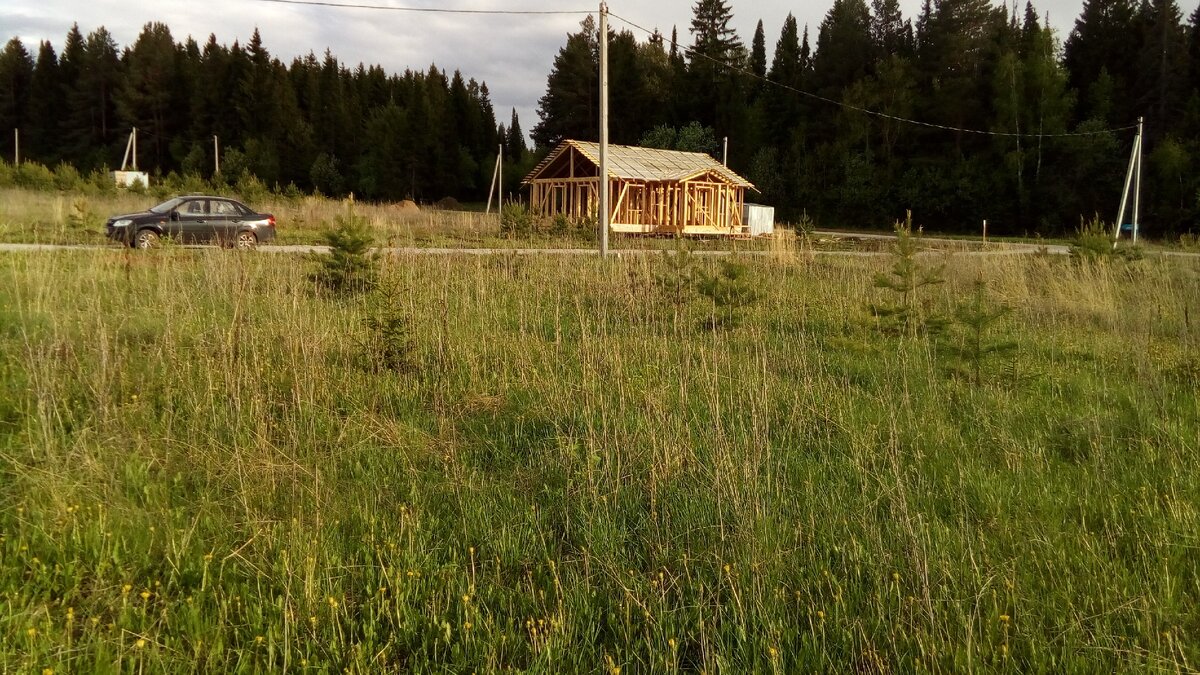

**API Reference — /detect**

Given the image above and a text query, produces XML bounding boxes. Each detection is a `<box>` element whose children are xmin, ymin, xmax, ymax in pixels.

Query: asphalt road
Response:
<box><xmin>0</xmin><ymin>233</ymin><xmax>1078</xmax><ymax>257</ymax></box>
<box><xmin>3</xmin><ymin>231</ymin><xmax>1195</xmax><ymax>258</ymax></box>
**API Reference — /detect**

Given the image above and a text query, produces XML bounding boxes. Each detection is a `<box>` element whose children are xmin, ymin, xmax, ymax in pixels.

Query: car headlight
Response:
<box><xmin>112</xmin><ymin>219</ymin><xmax>132</xmax><ymax>228</ymax></box>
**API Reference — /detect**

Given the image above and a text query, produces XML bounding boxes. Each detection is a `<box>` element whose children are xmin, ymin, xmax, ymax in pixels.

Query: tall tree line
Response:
<box><xmin>533</xmin><ymin>0</ymin><xmax>1200</xmax><ymax>236</ymax></box>
<box><xmin>0</xmin><ymin>23</ymin><xmax>520</xmax><ymax>202</ymax></box>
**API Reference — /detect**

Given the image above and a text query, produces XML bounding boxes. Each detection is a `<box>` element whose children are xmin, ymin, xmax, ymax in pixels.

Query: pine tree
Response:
<box><xmin>0</xmin><ymin>38</ymin><xmax>34</xmax><ymax>160</ymax></box>
<box><xmin>506</xmin><ymin>108</ymin><xmax>527</xmax><ymax>161</ymax></box>
<box><xmin>117</xmin><ymin>23</ymin><xmax>181</xmax><ymax>172</ymax></box>
<box><xmin>749</xmin><ymin>20</ymin><xmax>767</xmax><ymax>96</ymax></box>
<box><xmin>532</xmin><ymin>16</ymin><xmax>598</xmax><ymax>148</ymax></box>
<box><xmin>28</xmin><ymin>41</ymin><xmax>61</xmax><ymax>162</ymax></box>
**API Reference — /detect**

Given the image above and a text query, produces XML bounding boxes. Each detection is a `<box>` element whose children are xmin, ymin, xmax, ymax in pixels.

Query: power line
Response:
<box><xmin>609</xmin><ymin>11</ymin><xmax>1138</xmax><ymax>139</ymax></box>
<box><xmin>251</xmin><ymin>0</ymin><xmax>592</xmax><ymax>15</ymax></box>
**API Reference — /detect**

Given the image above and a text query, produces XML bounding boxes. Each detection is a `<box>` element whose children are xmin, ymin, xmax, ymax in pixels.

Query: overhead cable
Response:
<box><xmin>252</xmin><ymin>0</ymin><xmax>592</xmax><ymax>15</ymax></box>
<box><xmin>609</xmin><ymin>11</ymin><xmax>1137</xmax><ymax>139</ymax></box>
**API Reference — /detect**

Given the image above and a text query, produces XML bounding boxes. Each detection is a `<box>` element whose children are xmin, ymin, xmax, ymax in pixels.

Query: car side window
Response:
<box><xmin>183</xmin><ymin>199</ymin><xmax>206</xmax><ymax>215</ymax></box>
<box><xmin>212</xmin><ymin>201</ymin><xmax>238</xmax><ymax>216</ymax></box>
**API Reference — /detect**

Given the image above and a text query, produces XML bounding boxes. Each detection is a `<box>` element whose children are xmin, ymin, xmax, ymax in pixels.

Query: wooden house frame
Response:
<box><xmin>522</xmin><ymin>140</ymin><xmax>757</xmax><ymax>236</ymax></box>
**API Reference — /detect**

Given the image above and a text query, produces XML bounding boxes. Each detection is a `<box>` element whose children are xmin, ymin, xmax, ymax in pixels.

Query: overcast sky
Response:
<box><xmin>3</xmin><ymin>0</ymin><xmax>1088</xmax><ymax>138</ymax></box>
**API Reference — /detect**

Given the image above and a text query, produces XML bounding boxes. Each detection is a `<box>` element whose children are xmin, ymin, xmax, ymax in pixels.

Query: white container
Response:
<box><xmin>111</xmin><ymin>171</ymin><xmax>150</xmax><ymax>188</ymax></box>
<box><xmin>743</xmin><ymin>203</ymin><xmax>775</xmax><ymax>236</ymax></box>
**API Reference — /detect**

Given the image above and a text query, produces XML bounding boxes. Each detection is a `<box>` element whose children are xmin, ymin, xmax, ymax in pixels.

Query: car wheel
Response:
<box><xmin>134</xmin><ymin>229</ymin><xmax>159</xmax><ymax>249</ymax></box>
<box><xmin>235</xmin><ymin>231</ymin><xmax>258</xmax><ymax>250</ymax></box>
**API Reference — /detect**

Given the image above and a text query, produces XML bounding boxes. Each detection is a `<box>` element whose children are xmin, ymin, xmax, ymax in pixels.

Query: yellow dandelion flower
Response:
<box><xmin>769</xmin><ymin>646</ymin><xmax>778</xmax><ymax>659</ymax></box>
<box><xmin>255</xmin><ymin>635</ymin><xmax>264</xmax><ymax>645</ymax></box>
<box><xmin>464</xmin><ymin>622</ymin><xmax>473</xmax><ymax>630</ymax></box>
<box><xmin>140</xmin><ymin>591</ymin><xmax>151</xmax><ymax>601</ymax></box>
<box><xmin>122</xmin><ymin>584</ymin><xmax>132</xmax><ymax>595</ymax></box>
<box><xmin>999</xmin><ymin>614</ymin><xmax>1010</xmax><ymax>623</ymax></box>
<box><xmin>327</xmin><ymin>596</ymin><xmax>338</xmax><ymax>608</ymax></box>
<box><xmin>817</xmin><ymin>610</ymin><xmax>825</xmax><ymax>620</ymax></box>
<box><xmin>135</xmin><ymin>638</ymin><xmax>146</xmax><ymax>649</ymax></box>
<box><xmin>669</xmin><ymin>638</ymin><xmax>677</xmax><ymax>650</ymax></box>
<box><xmin>462</xmin><ymin>594</ymin><xmax>470</xmax><ymax>603</ymax></box>
<box><xmin>27</xmin><ymin>627</ymin><xmax>37</xmax><ymax>637</ymax></box>
<box><xmin>43</xmin><ymin>669</ymin><xmax>54</xmax><ymax>675</ymax></box>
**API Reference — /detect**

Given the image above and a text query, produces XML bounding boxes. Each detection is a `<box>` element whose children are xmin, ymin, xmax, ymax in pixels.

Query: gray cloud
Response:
<box><xmin>3</xmin><ymin>0</ymin><xmax>1087</xmax><ymax>140</ymax></box>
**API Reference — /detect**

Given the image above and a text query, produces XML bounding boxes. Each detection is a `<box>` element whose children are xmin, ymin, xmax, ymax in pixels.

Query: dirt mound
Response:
<box><xmin>396</xmin><ymin>199</ymin><xmax>420</xmax><ymax>214</ymax></box>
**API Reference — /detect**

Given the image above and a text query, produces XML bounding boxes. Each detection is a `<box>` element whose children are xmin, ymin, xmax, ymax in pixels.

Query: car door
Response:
<box><xmin>176</xmin><ymin>199</ymin><xmax>215</xmax><ymax>243</ymax></box>
<box><xmin>208</xmin><ymin>199</ymin><xmax>244</xmax><ymax>244</ymax></box>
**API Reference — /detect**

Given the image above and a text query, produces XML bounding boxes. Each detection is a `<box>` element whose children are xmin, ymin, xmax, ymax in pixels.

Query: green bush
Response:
<box><xmin>500</xmin><ymin>200</ymin><xmax>533</xmax><ymax>237</ymax></box>
<box><xmin>310</xmin><ymin>206</ymin><xmax>379</xmax><ymax>296</ymax></box>
<box><xmin>14</xmin><ymin>162</ymin><xmax>55</xmax><ymax>190</ymax></box>
<box><xmin>696</xmin><ymin>258</ymin><xmax>760</xmax><ymax>329</ymax></box>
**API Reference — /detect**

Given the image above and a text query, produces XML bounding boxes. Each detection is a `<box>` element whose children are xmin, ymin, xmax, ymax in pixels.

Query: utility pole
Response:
<box><xmin>1112</xmin><ymin>117</ymin><xmax>1143</xmax><ymax>246</ymax></box>
<box><xmin>722</xmin><ymin>136</ymin><xmax>728</xmax><ymax>165</ymax></box>
<box><xmin>1132</xmin><ymin>116</ymin><xmax>1142</xmax><ymax>243</ymax></box>
<box><xmin>132</xmin><ymin>127</ymin><xmax>138</xmax><ymax>171</ymax></box>
<box><xmin>12</xmin><ymin>129</ymin><xmax>18</xmax><ymax>165</ymax></box>
<box><xmin>214</xmin><ymin>135</ymin><xmax>220</xmax><ymax>175</ymax></box>
<box><xmin>598</xmin><ymin>0</ymin><xmax>610</xmax><ymax>257</ymax></box>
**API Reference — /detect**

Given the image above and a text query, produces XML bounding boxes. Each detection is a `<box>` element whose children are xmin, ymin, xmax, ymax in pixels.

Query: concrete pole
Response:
<box><xmin>1132</xmin><ymin>116</ymin><xmax>1143</xmax><ymax>243</ymax></box>
<box><xmin>723</xmin><ymin>136</ymin><xmax>728</xmax><ymax>165</ymax></box>
<box><xmin>1113</xmin><ymin>125</ymin><xmax>1139</xmax><ymax>244</ymax></box>
<box><xmin>214</xmin><ymin>135</ymin><xmax>220</xmax><ymax>175</ymax></box>
<box><xmin>132</xmin><ymin>127</ymin><xmax>138</xmax><ymax>171</ymax></box>
<box><xmin>13</xmin><ymin>128</ymin><xmax>18</xmax><ymax>165</ymax></box>
<box><xmin>598</xmin><ymin>1</ymin><xmax>610</xmax><ymax>257</ymax></box>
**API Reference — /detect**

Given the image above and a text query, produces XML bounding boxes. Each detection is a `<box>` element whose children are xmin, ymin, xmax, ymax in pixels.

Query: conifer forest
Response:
<box><xmin>2</xmin><ymin>0</ymin><xmax>1199</xmax><ymax>235</ymax></box>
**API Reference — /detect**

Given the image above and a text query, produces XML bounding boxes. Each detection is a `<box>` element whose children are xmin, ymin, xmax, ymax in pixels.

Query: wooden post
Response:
<box><xmin>598</xmin><ymin>1</ymin><xmax>610</xmax><ymax>256</ymax></box>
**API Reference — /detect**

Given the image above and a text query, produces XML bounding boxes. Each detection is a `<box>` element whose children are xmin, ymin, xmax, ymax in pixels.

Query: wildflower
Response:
<box><xmin>1000</xmin><ymin>644</ymin><xmax>1008</xmax><ymax>657</ymax></box>
<box><xmin>769</xmin><ymin>646</ymin><xmax>778</xmax><ymax>659</ymax></box>
<box><xmin>131</xmin><ymin>394</ymin><xmax>138</xmax><ymax>401</ymax></box>
<box><xmin>135</xmin><ymin>638</ymin><xmax>146</xmax><ymax>649</ymax></box>
<box><xmin>27</xmin><ymin>627</ymin><xmax>37</xmax><ymax>637</ymax></box>
<box><xmin>462</xmin><ymin>594</ymin><xmax>470</xmax><ymax>604</ymax></box>
<box><xmin>203</xmin><ymin>553</ymin><xmax>213</xmax><ymax>562</ymax></box>
<box><xmin>309</xmin><ymin>616</ymin><xmax>317</xmax><ymax>626</ymax></box>
<box><xmin>817</xmin><ymin>610</ymin><xmax>825</xmax><ymax>620</ymax></box>
<box><xmin>43</xmin><ymin>669</ymin><xmax>54</xmax><ymax>675</ymax></box>
<box><xmin>90</xmin><ymin>617</ymin><xmax>99</xmax><ymax>626</ymax></box>
<box><xmin>255</xmin><ymin>635</ymin><xmax>264</xmax><ymax>645</ymax></box>
<box><xmin>464</xmin><ymin>622</ymin><xmax>473</xmax><ymax>630</ymax></box>
<box><xmin>892</xmin><ymin>572</ymin><xmax>900</xmax><ymax>582</ymax></box>
<box><xmin>999</xmin><ymin>614</ymin><xmax>1010</xmax><ymax>624</ymax></box>
<box><xmin>140</xmin><ymin>591</ymin><xmax>151</xmax><ymax>601</ymax></box>
<box><xmin>668</xmin><ymin>638</ymin><xmax>677</xmax><ymax>650</ymax></box>
<box><xmin>122</xmin><ymin>584</ymin><xmax>132</xmax><ymax>595</ymax></box>
<box><xmin>66</xmin><ymin>607</ymin><xmax>74</xmax><ymax>623</ymax></box>
<box><xmin>327</xmin><ymin>596</ymin><xmax>338</xmax><ymax>608</ymax></box>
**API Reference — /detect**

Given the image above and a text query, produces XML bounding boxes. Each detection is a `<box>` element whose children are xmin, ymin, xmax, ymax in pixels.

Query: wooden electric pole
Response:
<box><xmin>598</xmin><ymin>1</ymin><xmax>610</xmax><ymax>257</ymax></box>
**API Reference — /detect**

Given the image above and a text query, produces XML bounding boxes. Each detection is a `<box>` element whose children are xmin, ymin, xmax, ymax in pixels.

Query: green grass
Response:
<box><xmin>1</xmin><ymin>246</ymin><xmax>1197</xmax><ymax>673</ymax></box>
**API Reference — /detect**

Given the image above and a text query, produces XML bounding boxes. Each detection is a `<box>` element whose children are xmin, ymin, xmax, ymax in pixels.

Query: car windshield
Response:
<box><xmin>148</xmin><ymin>197</ymin><xmax>187</xmax><ymax>214</ymax></box>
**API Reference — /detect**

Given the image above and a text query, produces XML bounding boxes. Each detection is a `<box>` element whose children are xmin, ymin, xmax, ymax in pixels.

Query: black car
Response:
<box><xmin>106</xmin><ymin>196</ymin><xmax>276</xmax><ymax>249</ymax></box>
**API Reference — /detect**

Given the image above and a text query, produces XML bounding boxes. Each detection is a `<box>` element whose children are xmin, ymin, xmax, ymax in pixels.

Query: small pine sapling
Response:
<box><xmin>696</xmin><ymin>258</ymin><xmax>760</xmax><ymax>330</ymax></box>
<box><xmin>652</xmin><ymin>238</ymin><xmax>697</xmax><ymax>331</ymax></box>
<box><xmin>310</xmin><ymin>202</ymin><xmax>379</xmax><ymax>296</ymax></box>
<box><xmin>870</xmin><ymin>211</ymin><xmax>945</xmax><ymax>336</ymax></box>
<box><xmin>945</xmin><ymin>277</ymin><xmax>1017</xmax><ymax>386</ymax></box>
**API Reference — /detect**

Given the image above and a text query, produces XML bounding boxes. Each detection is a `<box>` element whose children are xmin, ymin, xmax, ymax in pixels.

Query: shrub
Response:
<box><xmin>696</xmin><ymin>259</ymin><xmax>760</xmax><ymax>330</ymax></box>
<box><xmin>310</xmin><ymin>205</ymin><xmax>379</xmax><ymax>296</ymax></box>
<box><xmin>500</xmin><ymin>200</ymin><xmax>533</xmax><ymax>237</ymax></box>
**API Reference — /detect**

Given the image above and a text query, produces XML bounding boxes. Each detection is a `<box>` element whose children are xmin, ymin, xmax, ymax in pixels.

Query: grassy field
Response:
<box><xmin>1</xmin><ymin>242</ymin><xmax>1198</xmax><ymax>673</ymax></box>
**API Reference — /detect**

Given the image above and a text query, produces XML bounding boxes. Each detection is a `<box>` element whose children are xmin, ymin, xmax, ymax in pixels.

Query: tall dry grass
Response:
<box><xmin>0</xmin><ymin>246</ymin><xmax>1197</xmax><ymax>672</ymax></box>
